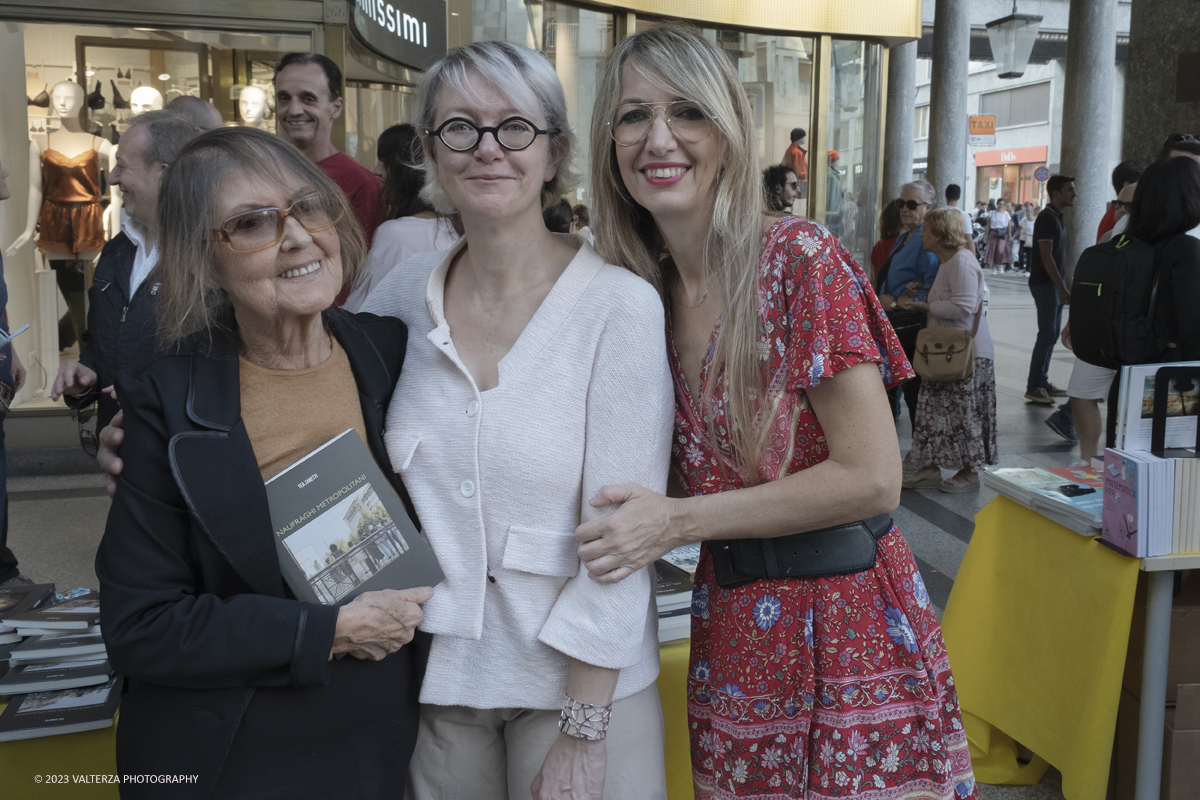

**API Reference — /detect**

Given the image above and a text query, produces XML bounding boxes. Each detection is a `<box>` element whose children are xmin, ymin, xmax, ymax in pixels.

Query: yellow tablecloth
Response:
<box><xmin>0</xmin><ymin>643</ymin><xmax>695</xmax><ymax>800</ymax></box>
<box><xmin>0</xmin><ymin>704</ymin><xmax>118</xmax><ymax>798</ymax></box>
<box><xmin>658</xmin><ymin>639</ymin><xmax>694</xmax><ymax>800</ymax></box>
<box><xmin>942</xmin><ymin>496</ymin><xmax>1140</xmax><ymax>800</ymax></box>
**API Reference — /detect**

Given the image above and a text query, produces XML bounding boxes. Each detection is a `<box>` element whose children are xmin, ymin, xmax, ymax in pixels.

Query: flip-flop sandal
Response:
<box><xmin>902</xmin><ymin>472</ymin><xmax>942</xmax><ymax>490</ymax></box>
<box><xmin>939</xmin><ymin>476</ymin><xmax>980</xmax><ymax>494</ymax></box>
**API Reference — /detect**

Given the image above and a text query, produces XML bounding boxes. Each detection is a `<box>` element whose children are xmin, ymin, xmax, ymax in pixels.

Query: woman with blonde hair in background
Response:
<box><xmin>899</xmin><ymin>208</ymin><xmax>997</xmax><ymax>493</ymax></box>
<box><xmin>575</xmin><ymin>23</ymin><xmax>977</xmax><ymax>799</ymax></box>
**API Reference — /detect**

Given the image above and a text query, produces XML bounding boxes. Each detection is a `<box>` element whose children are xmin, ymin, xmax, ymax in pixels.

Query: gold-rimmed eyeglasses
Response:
<box><xmin>607</xmin><ymin>101</ymin><xmax>714</xmax><ymax>147</ymax></box>
<box><xmin>212</xmin><ymin>193</ymin><xmax>341</xmax><ymax>253</ymax></box>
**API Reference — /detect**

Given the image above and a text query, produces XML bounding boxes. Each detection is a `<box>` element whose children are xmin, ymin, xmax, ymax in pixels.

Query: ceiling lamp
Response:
<box><xmin>986</xmin><ymin>1</ymin><xmax>1043</xmax><ymax>79</ymax></box>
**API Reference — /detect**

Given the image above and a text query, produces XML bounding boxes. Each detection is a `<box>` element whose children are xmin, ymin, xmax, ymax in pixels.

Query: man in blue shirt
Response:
<box><xmin>875</xmin><ymin>182</ymin><xmax>941</xmax><ymax>430</ymax></box>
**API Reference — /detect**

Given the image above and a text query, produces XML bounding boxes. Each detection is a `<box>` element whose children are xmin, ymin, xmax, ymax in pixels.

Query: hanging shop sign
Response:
<box><xmin>974</xmin><ymin>146</ymin><xmax>1048</xmax><ymax>167</ymax></box>
<box><xmin>969</xmin><ymin>114</ymin><xmax>996</xmax><ymax>147</ymax></box>
<box><xmin>350</xmin><ymin>0</ymin><xmax>447</xmax><ymax>70</ymax></box>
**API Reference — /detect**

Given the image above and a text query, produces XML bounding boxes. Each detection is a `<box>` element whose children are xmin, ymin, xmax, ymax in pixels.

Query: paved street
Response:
<box><xmin>7</xmin><ymin>269</ymin><xmax>1080</xmax><ymax>796</ymax></box>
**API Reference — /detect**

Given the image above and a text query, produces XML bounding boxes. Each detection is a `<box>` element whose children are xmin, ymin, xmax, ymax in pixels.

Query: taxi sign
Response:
<box><xmin>969</xmin><ymin>114</ymin><xmax>997</xmax><ymax>147</ymax></box>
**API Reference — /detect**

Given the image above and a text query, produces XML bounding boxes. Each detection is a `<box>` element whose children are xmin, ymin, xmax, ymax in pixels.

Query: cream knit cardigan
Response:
<box><xmin>361</xmin><ymin>237</ymin><xmax>674</xmax><ymax>709</ymax></box>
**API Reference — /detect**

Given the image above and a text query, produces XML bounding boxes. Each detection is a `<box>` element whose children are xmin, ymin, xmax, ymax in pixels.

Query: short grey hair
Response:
<box><xmin>127</xmin><ymin>110</ymin><xmax>201</xmax><ymax>167</ymax></box>
<box><xmin>416</xmin><ymin>40</ymin><xmax>577</xmax><ymax>213</ymax></box>
<box><xmin>900</xmin><ymin>180</ymin><xmax>936</xmax><ymax>206</ymax></box>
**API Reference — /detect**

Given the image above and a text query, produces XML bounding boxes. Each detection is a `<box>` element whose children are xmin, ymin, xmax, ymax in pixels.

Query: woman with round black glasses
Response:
<box><xmin>359</xmin><ymin>40</ymin><xmax>673</xmax><ymax>800</ymax></box>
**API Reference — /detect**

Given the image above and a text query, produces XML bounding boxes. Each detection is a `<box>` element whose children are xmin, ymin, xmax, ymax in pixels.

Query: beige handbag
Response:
<box><xmin>913</xmin><ymin>302</ymin><xmax>982</xmax><ymax>382</ymax></box>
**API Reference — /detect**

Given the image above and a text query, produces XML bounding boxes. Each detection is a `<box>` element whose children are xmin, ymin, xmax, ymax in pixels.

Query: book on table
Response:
<box><xmin>1114</xmin><ymin>361</ymin><xmax>1200</xmax><ymax>451</ymax></box>
<box><xmin>0</xmin><ymin>590</ymin><xmax>99</xmax><ymax>631</ymax></box>
<box><xmin>9</xmin><ymin>633</ymin><xmax>107</xmax><ymax>663</ymax></box>
<box><xmin>982</xmin><ymin>466</ymin><xmax>1104</xmax><ymax>531</ymax></box>
<box><xmin>1101</xmin><ymin>448</ymin><xmax>1178</xmax><ymax>558</ymax></box>
<box><xmin>0</xmin><ymin>658</ymin><xmax>112</xmax><ymax>694</ymax></box>
<box><xmin>265</xmin><ymin>430</ymin><xmax>443</xmax><ymax>606</ymax></box>
<box><xmin>0</xmin><ymin>583</ymin><xmax>56</xmax><ymax>634</ymax></box>
<box><xmin>653</xmin><ymin>559</ymin><xmax>693</xmax><ymax>644</ymax></box>
<box><xmin>0</xmin><ymin>676</ymin><xmax>120</xmax><ymax>741</ymax></box>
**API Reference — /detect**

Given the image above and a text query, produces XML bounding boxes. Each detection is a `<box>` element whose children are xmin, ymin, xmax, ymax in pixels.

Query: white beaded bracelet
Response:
<box><xmin>557</xmin><ymin>695</ymin><xmax>612</xmax><ymax>741</ymax></box>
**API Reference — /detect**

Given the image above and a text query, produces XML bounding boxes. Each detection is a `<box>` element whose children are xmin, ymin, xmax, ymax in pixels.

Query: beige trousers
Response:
<box><xmin>406</xmin><ymin>683</ymin><xmax>668</xmax><ymax>800</ymax></box>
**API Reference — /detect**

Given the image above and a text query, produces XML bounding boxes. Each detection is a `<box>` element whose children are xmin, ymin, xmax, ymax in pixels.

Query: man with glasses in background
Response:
<box><xmin>52</xmin><ymin>111</ymin><xmax>199</xmax><ymax>447</ymax></box>
<box><xmin>274</xmin><ymin>53</ymin><xmax>384</xmax><ymax>306</ymax></box>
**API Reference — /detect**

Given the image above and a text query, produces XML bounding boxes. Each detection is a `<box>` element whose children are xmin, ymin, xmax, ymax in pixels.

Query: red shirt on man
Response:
<box><xmin>781</xmin><ymin>142</ymin><xmax>808</xmax><ymax>181</ymax></box>
<box><xmin>317</xmin><ymin>152</ymin><xmax>386</xmax><ymax>305</ymax></box>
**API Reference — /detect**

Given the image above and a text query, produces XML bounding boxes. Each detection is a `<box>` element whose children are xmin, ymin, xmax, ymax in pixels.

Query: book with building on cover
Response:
<box><xmin>0</xmin><ymin>584</ymin><xmax>55</xmax><ymax>634</ymax></box>
<box><xmin>0</xmin><ymin>676</ymin><xmax>120</xmax><ymax>741</ymax></box>
<box><xmin>265</xmin><ymin>430</ymin><xmax>443</xmax><ymax>606</ymax></box>
<box><xmin>1</xmin><ymin>590</ymin><xmax>100</xmax><ymax>631</ymax></box>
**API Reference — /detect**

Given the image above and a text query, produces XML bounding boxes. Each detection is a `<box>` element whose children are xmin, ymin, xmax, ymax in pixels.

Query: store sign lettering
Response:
<box><xmin>350</xmin><ymin>0</ymin><xmax>447</xmax><ymax>70</ymax></box>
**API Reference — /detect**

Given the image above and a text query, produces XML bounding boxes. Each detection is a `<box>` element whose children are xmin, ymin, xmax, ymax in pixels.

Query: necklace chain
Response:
<box><xmin>676</xmin><ymin>278</ymin><xmax>709</xmax><ymax>308</ymax></box>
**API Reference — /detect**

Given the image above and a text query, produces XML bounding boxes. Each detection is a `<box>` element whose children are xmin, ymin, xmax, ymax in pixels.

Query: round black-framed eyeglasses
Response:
<box><xmin>425</xmin><ymin>116</ymin><xmax>549</xmax><ymax>152</ymax></box>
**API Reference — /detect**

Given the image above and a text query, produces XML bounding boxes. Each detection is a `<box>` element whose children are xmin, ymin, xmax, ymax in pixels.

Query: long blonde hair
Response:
<box><xmin>589</xmin><ymin>24</ymin><xmax>770</xmax><ymax>480</ymax></box>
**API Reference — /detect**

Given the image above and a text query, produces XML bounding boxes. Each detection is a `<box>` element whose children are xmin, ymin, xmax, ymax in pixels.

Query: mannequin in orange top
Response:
<box><xmin>5</xmin><ymin>81</ymin><xmax>116</xmax><ymax>350</ymax></box>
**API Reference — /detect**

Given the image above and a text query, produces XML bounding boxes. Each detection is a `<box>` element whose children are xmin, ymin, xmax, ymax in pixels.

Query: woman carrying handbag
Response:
<box><xmin>900</xmin><ymin>209</ymin><xmax>998</xmax><ymax>493</ymax></box>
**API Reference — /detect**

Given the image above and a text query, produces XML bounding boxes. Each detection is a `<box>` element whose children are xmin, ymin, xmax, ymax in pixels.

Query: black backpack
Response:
<box><xmin>1070</xmin><ymin>233</ymin><xmax>1167</xmax><ymax>369</ymax></box>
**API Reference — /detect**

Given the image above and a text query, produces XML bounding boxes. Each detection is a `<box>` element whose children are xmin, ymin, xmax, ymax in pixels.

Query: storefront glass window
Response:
<box><xmin>473</xmin><ymin>0</ymin><xmax>614</xmax><ymax>205</ymax></box>
<box><xmin>9</xmin><ymin>22</ymin><xmax>309</xmax><ymax>406</ymax></box>
<box><xmin>693</xmin><ymin>29</ymin><xmax>816</xmax><ymax>216</ymax></box>
<box><xmin>344</xmin><ymin>83</ymin><xmax>421</xmax><ymax>168</ymax></box>
<box><xmin>826</xmin><ymin>39</ymin><xmax>883</xmax><ymax>267</ymax></box>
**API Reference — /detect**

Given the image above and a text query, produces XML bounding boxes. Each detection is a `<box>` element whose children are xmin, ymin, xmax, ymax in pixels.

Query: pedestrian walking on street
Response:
<box><xmin>1025</xmin><ymin>175</ymin><xmax>1076</xmax><ymax>406</ymax></box>
<box><xmin>900</xmin><ymin>209</ymin><xmax>997</xmax><ymax>493</ymax></box>
<box><xmin>984</xmin><ymin>200</ymin><xmax>1013</xmax><ymax>273</ymax></box>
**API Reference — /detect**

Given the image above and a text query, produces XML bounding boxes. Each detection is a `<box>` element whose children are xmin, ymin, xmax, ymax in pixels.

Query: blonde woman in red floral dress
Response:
<box><xmin>577</xmin><ymin>24</ymin><xmax>978</xmax><ymax>799</ymax></box>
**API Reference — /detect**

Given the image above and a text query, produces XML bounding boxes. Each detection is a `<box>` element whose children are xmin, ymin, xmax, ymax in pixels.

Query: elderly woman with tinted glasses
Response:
<box><xmin>359</xmin><ymin>41</ymin><xmax>673</xmax><ymax>800</ymax></box>
<box><xmin>96</xmin><ymin>126</ymin><xmax>432</xmax><ymax>800</ymax></box>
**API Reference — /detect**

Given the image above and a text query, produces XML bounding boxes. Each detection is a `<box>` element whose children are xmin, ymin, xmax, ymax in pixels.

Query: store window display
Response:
<box><xmin>129</xmin><ymin>86</ymin><xmax>164</xmax><ymax>114</ymax></box>
<box><xmin>4</xmin><ymin>22</ymin><xmax>311</xmax><ymax>406</ymax></box>
<box><xmin>5</xmin><ymin>80</ymin><xmax>115</xmax><ymax>351</ymax></box>
<box><xmin>237</xmin><ymin>85</ymin><xmax>269</xmax><ymax>129</ymax></box>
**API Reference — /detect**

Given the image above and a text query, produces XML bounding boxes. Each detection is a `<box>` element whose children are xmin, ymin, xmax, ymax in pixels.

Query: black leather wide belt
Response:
<box><xmin>710</xmin><ymin>513</ymin><xmax>895</xmax><ymax>589</ymax></box>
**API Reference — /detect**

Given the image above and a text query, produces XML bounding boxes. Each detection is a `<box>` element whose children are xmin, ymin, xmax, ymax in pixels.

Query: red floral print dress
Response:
<box><xmin>671</xmin><ymin>217</ymin><xmax>977</xmax><ymax>799</ymax></box>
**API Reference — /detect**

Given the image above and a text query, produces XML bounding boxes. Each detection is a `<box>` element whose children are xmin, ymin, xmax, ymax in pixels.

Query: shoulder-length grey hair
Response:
<box><xmin>589</xmin><ymin>23</ymin><xmax>769</xmax><ymax>481</ymax></box>
<box><xmin>155</xmin><ymin>126</ymin><xmax>365</xmax><ymax>347</ymax></box>
<box><xmin>416</xmin><ymin>40</ymin><xmax>577</xmax><ymax>213</ymax></box>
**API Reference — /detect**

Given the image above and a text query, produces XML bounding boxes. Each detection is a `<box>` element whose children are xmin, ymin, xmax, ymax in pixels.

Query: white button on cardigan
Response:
<box><xmin>361</xmin><ymin>237</ymin><xmax>674</xmax><ymax>710</ymax></box>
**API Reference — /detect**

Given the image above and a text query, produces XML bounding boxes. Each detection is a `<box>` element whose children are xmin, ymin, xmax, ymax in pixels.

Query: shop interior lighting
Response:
<box><xmin>158</xmin><ymin>73</ymin><xmax>171</xmax><ymax>80</ymax></box>
<box><xmin>986</xmin><ymin>0</ymin><xmax>1043</xmax><ymax>79</ymax></box>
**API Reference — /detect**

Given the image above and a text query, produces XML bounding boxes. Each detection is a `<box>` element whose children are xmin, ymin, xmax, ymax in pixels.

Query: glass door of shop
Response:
<box><xmin>694</xmin><ymin>28</ymin><xmax>816</xmax><ymax>217</ymax></box>
<box><xmin>344</xmin><ymin>83</ymin><xmax>421</xmax><ymax>170</ymax></box>
<box><xmin>825</xmin><ymin>38</ymin><xmax>883</xmax><ymax>268</ymax></box>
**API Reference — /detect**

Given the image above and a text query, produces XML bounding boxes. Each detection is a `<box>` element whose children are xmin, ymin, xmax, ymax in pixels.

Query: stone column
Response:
<box><xmin>883</xmin><ymin>40</ymin><xmax>917</xmax><ymax>203</ymax></box>
<box><xmin>926</xmin><ymin>0</ymin><xmax>970</xmax><ymax>205</ymax></box>
<box><xmin>1061</xmin><ymin>0</ymin><xmax>1116</xmax><ymax>281</ymax></box>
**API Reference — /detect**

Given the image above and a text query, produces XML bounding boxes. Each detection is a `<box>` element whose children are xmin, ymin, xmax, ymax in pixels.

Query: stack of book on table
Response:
<box><xmin>655</xmin><ymin>545</ymin><xmax>699</xmax><ymax>644</ymax></box>
<box><xmin>1101</xmin><ymin>361</ymin><xmax>1200</xmax><ymax>558</ymax></box>
<box><xmin>981</xmin><ymin>465</ymin><xmax>1105</xmax><ymax>535</ymax></box>
<box><xmin>0</xmin><ymin>588</ymin><xmax>119</xmax><ymax>741</ymax></box>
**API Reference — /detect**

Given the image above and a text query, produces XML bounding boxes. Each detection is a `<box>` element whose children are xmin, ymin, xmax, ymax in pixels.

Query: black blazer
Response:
<box><xmin>97</xmin><ymin>308</ymin><xmax>418</xmax><ymax>800</ymax></box>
